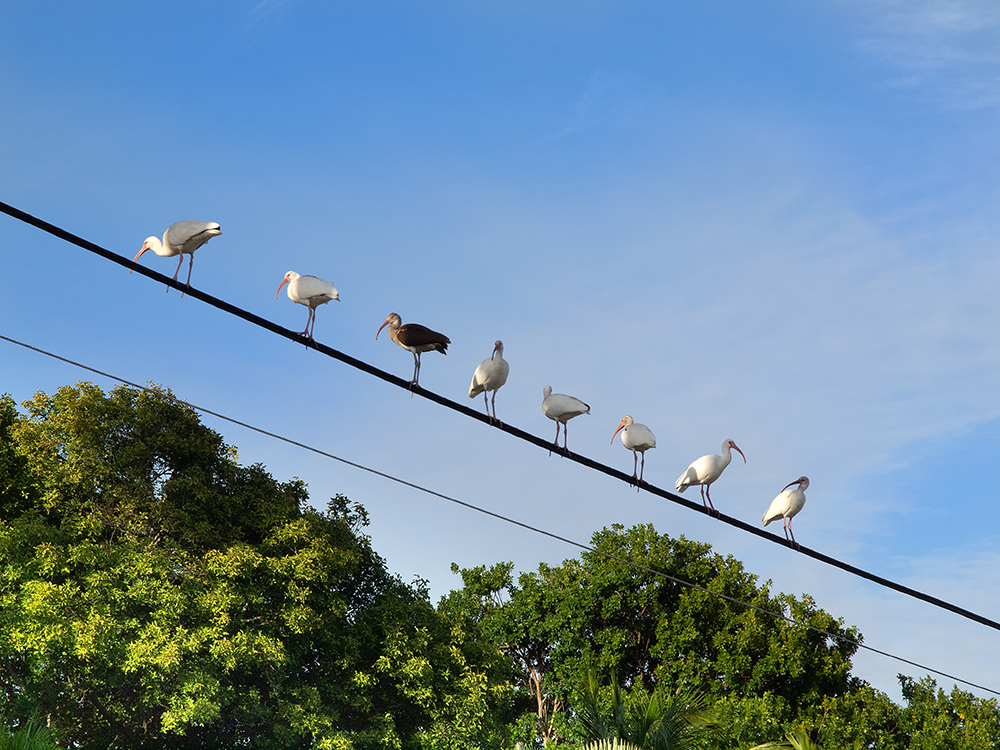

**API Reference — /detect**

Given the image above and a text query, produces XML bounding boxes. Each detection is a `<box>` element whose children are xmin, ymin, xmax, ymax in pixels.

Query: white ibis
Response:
<box><xmin>675</xmin><ymin>439</ymin><xmax>746</xmax><ymax>516</ymax></box>
<box><xmin>376</xmin><ymin>313</ymin><xmax>451</xmax><ymax>388</ymax></box>
<box><xmin>542</xmin><ymin>385</ymin><xmax>590</xmax><ymax>453</ymax></box>
<box><xmin>611</xmin><ymin>415</ymin><xmax>656</xmax><ymax>486</ymax></box>
<box><xmin>133</xmin><ymin>220</ymin><xmax>221</xmax><ymax>288</ymax></box>
<box><xmin>469</xmin><ymin>340</ymin><xmax>509</xmax><ymax>425</ymax></box>
<box><xmin>276</xmin><ymin>271</ymin><xmax>340</xmax><ymax>342</ymax></box>
<box><xmin>762</xmin><ymin>476</ymin><xmax>809</xmax><ymax>548</ymax></box>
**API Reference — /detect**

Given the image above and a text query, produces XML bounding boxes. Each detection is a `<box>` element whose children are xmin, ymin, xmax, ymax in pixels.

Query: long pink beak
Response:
<box><xmin>611</xmin><ymin>422</ymin><xmax>625</xmax><ymax>444</ymax></box>
<box><xmin>782</xmin><ymin>478</ymin><xmax>804</xmax><ymax>491</ymax></box>
<box><xmin>376</xmin><ymin>318</ymin><xmax>390</xmax><ymax>340</ymax></box>
<box><xmin>131</xmin><ymin>242</ymin><xmax>149</xmax><ymax>273</ymax></box>
<box><xmin>276</xmin><ymin>277</ymin><xmax>290</xmax><ymax>299</ymax></box>
<box><xmin>731</xmin><ymin>442</ymin><xmax>747</xmax><ymax>463</ymax></box>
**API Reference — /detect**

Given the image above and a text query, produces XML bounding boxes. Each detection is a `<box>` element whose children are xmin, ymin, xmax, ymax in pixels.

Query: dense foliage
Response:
<box><xmin>442</xmin><ymin>524</ymin><xmax>1000</xmax><ymax>749</ymax></box>
<box><xmin>1</xmin><ymin>382</ymin><xmax>998</xmax><ymax>749</ymax></box>
<box><xmin>0</xmin><ymin>384</ymin><xmax>512</xmax><ymax>749</ymax></box>
<box><xmin>572</xmin><ymin>663</ymin><xmax>717</xmax><ymax>750</ymax></box>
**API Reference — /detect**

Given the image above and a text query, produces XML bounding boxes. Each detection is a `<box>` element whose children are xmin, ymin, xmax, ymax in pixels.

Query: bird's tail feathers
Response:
<box><xmin>675</xmin><ymin>470</ymin><xmax>694</xmax><ymax>492</ymax></box>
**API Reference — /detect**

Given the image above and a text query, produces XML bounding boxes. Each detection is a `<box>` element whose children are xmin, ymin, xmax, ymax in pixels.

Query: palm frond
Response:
<box><xmin>580</xmin><ymin>739</ymin><xmax>644</xmax><ymax>750</ymax></box>
<box><xmin>747</xmin><ymin>726</ymin><xmax>819</xmax><ymax>750</ymax></box>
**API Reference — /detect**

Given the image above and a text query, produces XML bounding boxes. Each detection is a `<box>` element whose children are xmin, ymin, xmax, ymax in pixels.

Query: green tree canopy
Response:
<box><xmin>443</xmin><ymin>523</ymin><xmax>863</xmax><ymax>747</ymax></box>
<box><xmin>5</xmin><ymin>383</ymin><xmax>998</xmax><ymax>750</ymax></box>
<box><xmin>444</xmin><ymin>524</ymin><xmax>1000</xmax><ymax>750</ymax></box>
<box><xmin>0</xmin><ymin>383</ymin><xmax>511</xmax><ymax>749</ymax></box>
<box><xmin>897</xmin><ymin>676</ymin><xmax>1000</xmax><ymax>750</ymax></box>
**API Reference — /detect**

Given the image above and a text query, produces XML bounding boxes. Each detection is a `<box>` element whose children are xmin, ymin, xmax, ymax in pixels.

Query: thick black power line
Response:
<box><xmin>2</xmin><ymin>332</ymin><xmax>997</xmax><ymax>698</ymax></box>
<box><xmin>3</xmin><ymin>199</ymin><xmax>1000</xmax><ymax>637</ymax></box>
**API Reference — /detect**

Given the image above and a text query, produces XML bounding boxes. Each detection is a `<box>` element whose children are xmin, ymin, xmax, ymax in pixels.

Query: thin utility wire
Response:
<box><xmin>1</xmin><ymin>332</ymin><xmax>997</xmax><ymax>698</ymax></box>
<box><xmin>2</xmin><ymin>200</ymin><xmax>999</xmax><ymax>634</ymax></box>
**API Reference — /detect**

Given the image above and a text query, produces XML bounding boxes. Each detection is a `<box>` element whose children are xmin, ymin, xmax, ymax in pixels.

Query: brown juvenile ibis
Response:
<box><xmin>469</xmin><ymin>340</ymin><xmax>509</xmax><ymax>425</ymax></box>
<box><xmin>376</xmin><ymin>312</ymin><xmax>450</xmax><ymax>388</ymax></box>
<box><xmin>542</xmin><ymin>385</ymin><xmax>590</xmax><ymax>453</ymax></box>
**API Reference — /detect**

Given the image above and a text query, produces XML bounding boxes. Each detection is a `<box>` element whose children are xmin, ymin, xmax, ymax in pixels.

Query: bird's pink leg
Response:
<box><xmin>786</xmin><ymin>519</ymin><xmax>798</xmax><ymax>549</ymax></box>
<box><xmin>704</xmin><ymin>484</ymin><xmax>718</xmax><ymax>517</ymax></box>
<box><xmin>294</xmin><ymin>309</ymin><xmax>312</xmax><ymax>346</ymax></box>
<box><xmin>164</xmin><ymin>254</ymin><xmax>185</xmax><ymax>294</ymax></box>
<box><xmin>185</xmin><ymin>254</ymin><xmax>194</xmax><ymax>288</ymax></box>
<box><xmin>491</xmin><ymin>391</ymin><xmax>502</xmax><ymax>427</ymax></box>
<box><xmin>639</xmin><ymin>452</ymin><xmax>646</xmax><ymax>484</ymax></box>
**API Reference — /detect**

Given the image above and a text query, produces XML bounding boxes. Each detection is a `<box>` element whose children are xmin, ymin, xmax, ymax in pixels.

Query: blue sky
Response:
<box><xmin>3</xmin><ymin>1</ymin><xmax>1000</xmax><ymax>701</ymax></box>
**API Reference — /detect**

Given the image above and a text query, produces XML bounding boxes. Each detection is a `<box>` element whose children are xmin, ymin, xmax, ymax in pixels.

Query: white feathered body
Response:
<box><xmin>762</xmin><ymin>477</ymin><xmax>809</xmax><ymax>526</ymax></box>
<box><xmin>282</xmin><ymin>271</ymin><xmax>340</xmax><ymax>309</ymax></box>
<box><xmin>615</xmin><ymin>416</ymin><xmax>656</xmax><ymax>454</ymax></box>
<box><xmin>542</xmin><ymin>385</ymin><xmax>590</xmax><ymax>424</ymax></box>
<box><xmin>469</xmin><ymin>341</ymin><xmax>509</xmax><ymax>397</ymax></box>
<box><xmin>675</xmin><ymin>439</ymin><xmax>743</xmax><ymax>492</ymax></box>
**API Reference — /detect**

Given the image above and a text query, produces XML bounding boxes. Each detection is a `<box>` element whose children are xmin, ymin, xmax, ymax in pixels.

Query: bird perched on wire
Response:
<box><xmin>376</xmin><ymin>312</ymin><xmax>451</xmax><ymax>389</ymax></box>
<box><xmin>469</xmin><ymin>340</ymin><xmax>509</xmax><ymax>426</ymax></box>
<box><xmin>133</xmin><ymin>220</ymin><xmax>222</xmax><ymax>291</ymax></box>
<box><xmin>542</xmin><ymin>385</ymin><xmax>590</xmax><ymax>454</ymax></box>
<box><xmin>276</xmin><ymin>271</ymin><xmax>339</xmax><ymax>342</ymax></box>
<box><xmin>611</xmin><ymin>415</ymin><xmax>656</xmax><ymax>487</ymax></box>
<box><xmin>675</xmin><ymin>439</ymin><xmax>746</xmax><ymax>516</ymax></box>
<box><xmin>762</xmin><ymin>476</ymin><xmax>809</xmax><ymax>549</ymax></box>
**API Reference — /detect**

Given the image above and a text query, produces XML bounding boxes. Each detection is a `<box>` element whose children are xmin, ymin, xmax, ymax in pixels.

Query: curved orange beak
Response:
<box><xmin>131</xmin><ymin>241</ymin><xmax>150</xmax><ymax>273</ymax></box>
<box><xmin>276</xmin><ymin>276</ymin><xmax>290</xmax><ymax>299</ymax></box>
<box><xmin>731</xmin><ymin>442</ymin><xmax>746</xmax><ymax>463</ymax></box>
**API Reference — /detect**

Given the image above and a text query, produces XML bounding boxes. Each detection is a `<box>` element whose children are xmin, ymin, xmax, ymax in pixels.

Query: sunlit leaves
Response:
<box><xmin>0</xmin><ymin>382</ymin><xmax>510</xmax><ymax>749</ymax></box>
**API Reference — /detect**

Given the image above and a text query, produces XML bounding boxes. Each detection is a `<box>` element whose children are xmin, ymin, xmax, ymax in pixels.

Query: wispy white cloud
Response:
<box><xmin>850</xmin><ymin>0</ymin><xmax>1000</xmax><ymax>107</ymax></box>
<box><xmin>244</xmin><ymin>0</ymin><xmax>299</xmax><ymax>29</ymax></box>
<box><xmin>552</xmin><ymin>71</ymin><xmax>658</xmax><ymax>138</ymax></box>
